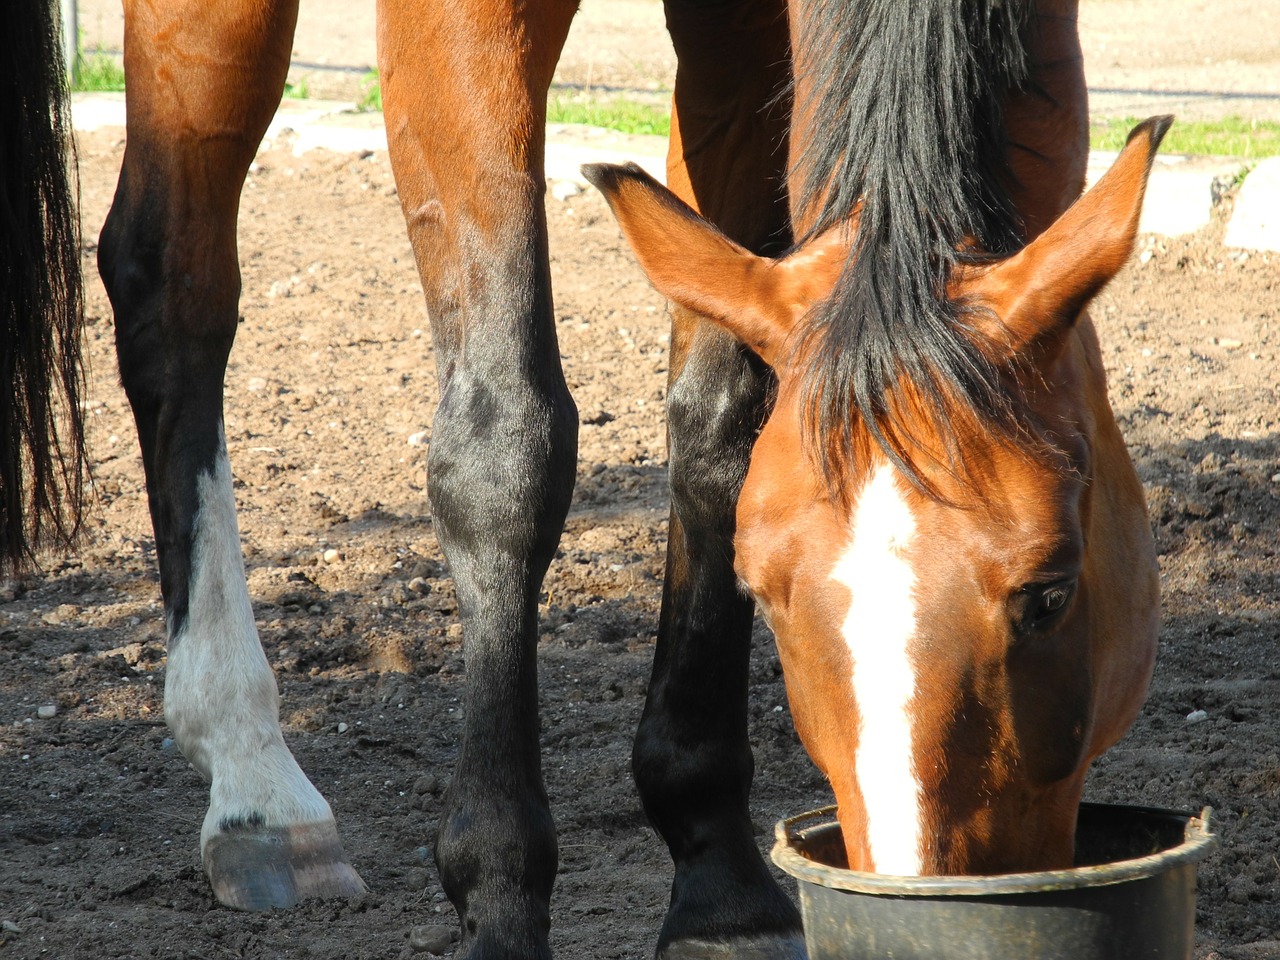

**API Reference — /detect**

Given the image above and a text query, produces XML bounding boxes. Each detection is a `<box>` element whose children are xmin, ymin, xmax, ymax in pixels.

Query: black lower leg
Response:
<box><xmin>97</xmin><ymin>157</ymin><xmax>238</xmax><ymax>626</ymax></box>
<box><xmin>425</xmin><ymin>240</ymin><xmax>577</xmax><ymax>960</ymax></box>
<box><xmin>634</xmin><ymin>330</ymin><xmax>802</xmax><ymax>957</ymax></box>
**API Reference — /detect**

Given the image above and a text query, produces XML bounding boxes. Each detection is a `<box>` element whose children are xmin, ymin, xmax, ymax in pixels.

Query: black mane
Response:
<box><xmin>790</xmin><ymin>0</ymin><xmax>1036</xmax><ymax>497</ymax></box>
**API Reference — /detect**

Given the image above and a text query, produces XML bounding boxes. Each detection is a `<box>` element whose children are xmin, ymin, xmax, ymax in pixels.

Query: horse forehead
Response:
<box><xmin>835</xmin><ymin>448</ymin><xmax>1082</xmax><ymax>596</ymax></box>
<box><xmin>847</xmin><ymin>463</ymin><xmax>916</xmax><ymax>549</ymax></box>
<box><xmin>832</xmin><ymin>463</ymin><xmax>920</xmax><ymax>607</ymax></box>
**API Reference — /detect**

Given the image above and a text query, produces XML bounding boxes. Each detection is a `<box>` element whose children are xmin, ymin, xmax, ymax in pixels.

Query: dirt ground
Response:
<box><xmin>1</xmin><ymin>117</ymin><xmax>1277</xmax><ymax>958</ymax></box>
<box><xmin>4</xmin><ymin>4</ymin><xmax>1280</xmax><ymax>957</ymax></box>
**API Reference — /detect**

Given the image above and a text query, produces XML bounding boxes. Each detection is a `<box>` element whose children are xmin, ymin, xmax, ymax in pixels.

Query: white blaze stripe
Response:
<box><xmin>831</xmin><ymin>463</ymin><xmax>923</xmax><ymax>875</ymax></box>
<box><xmin>164</xmin><ymin>430</ymin><xmax>334</xmax><ymax>850</ymax></box>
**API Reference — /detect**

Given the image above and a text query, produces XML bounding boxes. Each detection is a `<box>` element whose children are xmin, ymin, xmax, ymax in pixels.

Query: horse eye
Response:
<box><xmin>1017</xmin><ymin>580</ymin><xmax>1077</xmax><ymax>634</ymax></box>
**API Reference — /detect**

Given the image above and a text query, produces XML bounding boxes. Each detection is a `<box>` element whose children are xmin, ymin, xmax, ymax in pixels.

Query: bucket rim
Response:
<box><xmin>770</xmin><ymin>801</ymin><xmax>1216</xmax><ymax>897</ymax></box>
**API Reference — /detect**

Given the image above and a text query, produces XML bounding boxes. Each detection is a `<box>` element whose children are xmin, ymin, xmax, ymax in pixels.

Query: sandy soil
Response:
<box><xmin>1</xmin><ymin>112</ymin><xmax>1278</xmax><ymax>958</ymax></box>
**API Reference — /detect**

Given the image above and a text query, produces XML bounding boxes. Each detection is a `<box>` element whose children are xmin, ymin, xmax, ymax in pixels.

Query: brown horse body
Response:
<box><xmin>68</xmin><ymin>0</ymin><xmax>1167</xmax><ymax>956</ymax></box>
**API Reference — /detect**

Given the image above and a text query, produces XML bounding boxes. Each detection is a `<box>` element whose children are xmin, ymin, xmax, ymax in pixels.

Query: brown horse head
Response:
<box><xmin>586</xmin><ymin>117</ymin><xmax>1168</xmax><ymax>876</ymax></box>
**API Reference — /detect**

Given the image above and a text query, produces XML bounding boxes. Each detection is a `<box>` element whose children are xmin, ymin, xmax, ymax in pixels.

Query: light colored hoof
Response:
<box><xmin>658</xmin><ymin>933</ymin><xmax>808</xmax><ymax>960</ymax></box>
<box><xmin>204</xmin><ymin>819</ymin><xmax>367</xmax><ymax>911</ymax></box>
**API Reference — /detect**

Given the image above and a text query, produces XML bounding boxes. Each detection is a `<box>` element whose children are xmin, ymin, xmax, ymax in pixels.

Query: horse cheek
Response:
<box><xmin>1008</xmin><ymin>616</ymin><xmax>1094</xmax><ymax>785</ymax></box>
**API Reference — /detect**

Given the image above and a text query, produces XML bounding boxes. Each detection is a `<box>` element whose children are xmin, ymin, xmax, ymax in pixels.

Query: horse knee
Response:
<box><xmin>665</xmin><ymin>339</ymin><xmax>769</xmax><ymax>538</ymax></box>
<box><xmin>427</xmin><ymin>368</ymin><xmax>577</xmax><ymax>580</ymax></box>
<box><xmin>99</xmin><ymin>188</ymin><xmax>240</xmax><ymax>408</ymax></box>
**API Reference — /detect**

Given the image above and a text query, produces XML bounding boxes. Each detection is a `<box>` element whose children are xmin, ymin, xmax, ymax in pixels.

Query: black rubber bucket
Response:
<box><xmin>771</xmin><ymin>802</ymin><xmax>1215</xmax><ymax>960</ymax></box>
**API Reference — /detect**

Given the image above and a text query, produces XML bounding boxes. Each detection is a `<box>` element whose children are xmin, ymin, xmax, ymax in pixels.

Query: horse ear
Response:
<box><xmin>969</xmin><ymin>116</ymin><xmax>1173</xmax><ymax>366</ymax></box>
<box><xmin>583</xmin><ymin>163</ymin><xmax>847</xmax><ymax>367</ymax></box>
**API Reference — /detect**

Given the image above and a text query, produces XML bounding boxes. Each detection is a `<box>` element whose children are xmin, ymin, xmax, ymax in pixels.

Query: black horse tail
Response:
<box><xmin>791</xmin><ymin>0</ymin><xmax>1037</xmax><ymax>496</ymax></box>
<box><xmin>0</xmin><ymin>0</ymin><xmax>87</xmax><ymax>572</ymax></box>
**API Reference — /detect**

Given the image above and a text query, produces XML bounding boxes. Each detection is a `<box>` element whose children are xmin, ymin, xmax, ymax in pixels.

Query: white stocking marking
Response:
<box><xmin>163</xmin><ymin>430</ymin><xmax>334</xmax><ymax>851</ymax></box>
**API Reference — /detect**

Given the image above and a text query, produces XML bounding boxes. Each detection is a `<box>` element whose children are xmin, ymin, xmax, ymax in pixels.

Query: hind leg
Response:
<box><xmin>378</xmin><ymin>1</ymin><xmax>578</xmax><ymax>957</ymax></box>
<box><xmin>98</xmin><ymin>0</ymin><xmax>363</xmax><ymax>910</ymax></box>
<box><xmin>633</xmin><ymin>2</ymin><xmax>803</xmax><ymax>957</ymax></box>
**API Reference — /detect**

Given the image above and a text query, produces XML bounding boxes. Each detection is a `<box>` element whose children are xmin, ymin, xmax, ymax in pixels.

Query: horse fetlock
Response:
<box><xmin>202</xmin><ymin>739</ymin><xmax>336</xmax><ymax>841</ymax></box>
<box><xmin>437</xmin><ymin>868</ymin><xmax>555</xmax><ymax>960</ymax></box>
<box><xmin>433</xmin><ymin>784</ymin><xmax>557</xmax><ymax>954</ymax></box>
<box><xmin>657</xmin><ymin>852</ymin><xmax>803</xmax><ymax>959</ymax></box>
<box><xmin>451</xmin><ymin>924</ymin><xmax>553</xmax><ymax>960</ymax></box>
<box><xmin>435</xmin><ymin>795</ymin><xmax>557</xmax><ymax>898</ymax></box>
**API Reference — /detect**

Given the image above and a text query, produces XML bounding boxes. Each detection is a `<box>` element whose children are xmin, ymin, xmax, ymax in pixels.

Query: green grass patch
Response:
<box><xmin>356</xmin><ymin>70</ymin><xmax>382</xmax><ymax>112</ymax></box>
<box><xmin>350</xmin><ymin>79</ymin><xmax>670</xmax><ymax>138</ymax></box>
<box><xmin>547</xmin><ymin>96</ymin><xmax>670</xmax><ymax>137</ymax></box>
<box><xmin>72</xmin><ymin>52</ymin><xmax>125</xmax><ymax>92</ymax></box>
<box><xmin>1090</xmin><ymin>116</ymin><xmax>1280</xmax><ymax>158</ymax></box>
<box><xmin>284</xmin><ymin>77</ymin><xmax>310</xmax><ymax>100</ymax></box>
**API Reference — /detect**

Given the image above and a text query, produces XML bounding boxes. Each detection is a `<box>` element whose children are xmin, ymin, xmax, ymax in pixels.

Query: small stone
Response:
<box><xmin>2</xmin><ymin>920</ymin><xmax>21</xmax><ymax>934</ymax></box>
<box><xmin>323</xmin><ymin>548</ymin><xmax>341</xmax><ymax>564</ymax></box>
<box><xmin>337</xmin><ymin>721</ymin><xmax>349</xmax><ymax>734</ymax></box>
<box><xmin>446</xmin><ymin>623</ymin><xmax>464</xmax><ymax>639</ymax></box>
<box><xmin>414</xmin><ymin>845</ymin><xmax>431</xmax><ymax>863</ymax></box>
<box><xmin>1193</xmin><ymin>452</ymin><xmax>1226</xmax><ymax>475</ymax></box>
<box><xmin>1271</xmin><ymin>474</ymin><xmax>1280</xmax><ymax>484</ymax></box>
<box><xmin>404</xmin><ymin>868</ymin><xmax>430</xmax><ymax>891</ymax></box>
<box><xmin>1181</xmin><ymin>498</ymin><xmax>1214</xmax><ymax>519</ymax></box>
<box><xmin>551</xmin><ymin>180</ymin><xmax>582</xmax><ymax>202</ymax></box>
<box><xmin>36</xmin><ymin>705</ymin><xmax>57</xmax><ymax>720</ymax></box>
<box><xmin>407</xmin><ymin>430</ymin><xmax>429</xmax><ymax>446</ymax></box>
<box><xmin>408</xmin><ymin>577</ymin><xmax>430</xmax><ymax>595</ymax></box>
<box><xmin>160</xmin><ymin>737</ymin><xmax>178</xmax><ymax>754</ymax></box>
<box><xmin>408</xmin><ymin>924</ymin><xmax>456</xmax><ymax>954</ymax></box>
<box><xmin>1138</xmin><ymin>249</ymin><xmax>1155</xmax><ymax>264</ymax></box>
<box><xmin>1186</xmin><ymin>709</ymin><xmax>1209</xmax><ymax>724</ymax></box>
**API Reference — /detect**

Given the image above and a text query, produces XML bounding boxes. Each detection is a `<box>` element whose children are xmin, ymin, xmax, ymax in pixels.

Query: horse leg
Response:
<box><xmin>1004</xmin><ymin>0</ymin><xmax>1089</xmax><ymax>237</ymax></box>
<box><xmin>97</xmin><ymin>0</ymin><xmax>363</xmax><ymax>910</ymax></box>
<box><xmin>633</xmin><ymin>3</ymin><xmax>803</xmax><ymax>958</ymax></box>
<box><xmin>378</xmin><ymin>2</ymin><xmax>578</xmax><ymax>957</ymax></box>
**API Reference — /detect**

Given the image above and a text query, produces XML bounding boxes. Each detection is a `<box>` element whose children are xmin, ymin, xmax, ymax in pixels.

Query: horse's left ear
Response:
<box><xmin>583</xmin><ymin>163</ymin><xmax>847</xmax><ymax>368</ymax></box>
<box><xmin>968</xmin><ymin>116</ymin><xmax>1173</xmax><ymax>365</ymax></box>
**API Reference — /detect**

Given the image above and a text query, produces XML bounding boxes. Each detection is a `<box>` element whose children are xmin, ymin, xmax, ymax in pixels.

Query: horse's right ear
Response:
<box><xmin>583</xmin><ymin>163</ymin><xmax>847</xmax><ymax>368</ymax></box>
<box><xmin>965</xmin><ymin>116</ymin><xmax>1173</xmax><ymax>367</ymax></box>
